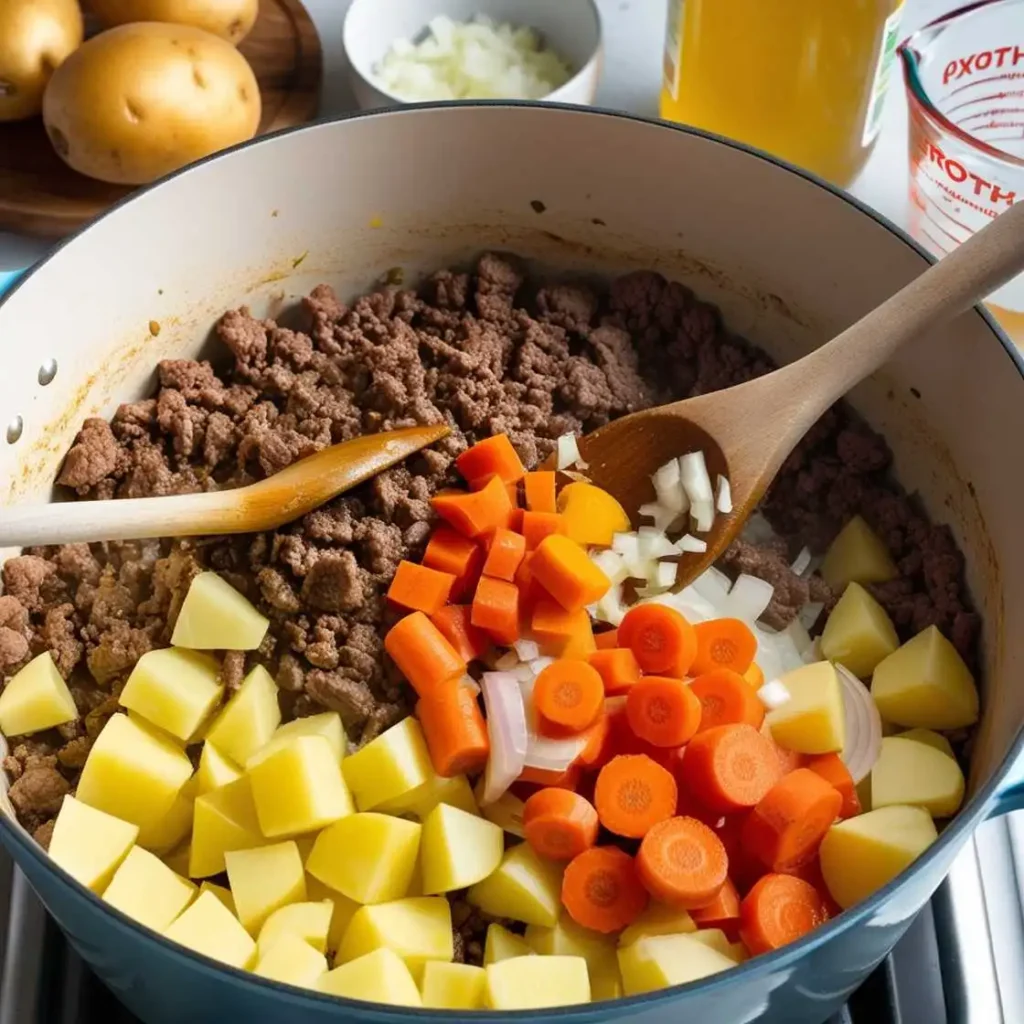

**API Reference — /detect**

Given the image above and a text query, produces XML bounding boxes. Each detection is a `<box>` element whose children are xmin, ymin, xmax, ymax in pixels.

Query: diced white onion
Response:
<box><xmin>479</xmin><ymin>671</ymin><xmax>529</xmax><ymax>805</ymax></box>
<box><xmin>596</xmin><ymin>585</ymin><xmax>627</xmax><ymax>626</ymax></box>
<box><xmin>638</xmin><ymin>502</ymin><xmax>681</xmax><ymax>533</ymax></box>
<box><xmin>798</xmin><ymin>601</ymin><xmax>825</xmax><ymax>632</ymax></box>
<box><xmin>757</xmin><ymin>679</ymin><xmax>792</xmax><ymax>710</ymax></box>
<box><xmin>590</xmin><ymin>549</ymin><xmax>628</xmax><ymax>585</ymax></box>
<box><xmin>674</xmin><ymin>534</ymin><xmax>707</xmax><ymax>554</ymax></box>
<box><xmin>681</xmin><ymin>452</ymin><xmax>715</xmax><ymax>533</ymax></box>
<box><xmin>691</xmin><ymin>501</ymin><xmax>715</xmax><ymax>534</ymax></box>
<box><xmin>652</xmin><ymin>459</ymin><xmax>688</xmax><ymax>513</ymax></box>
<box><xmin>650</xmin><ymin>561</ymin><xmax>678</xmax><ymax>591</ymax></box>
<box><xmin>728</xmin><ymin>574</ymin><xmax>775</xmax><ymax>623</ymax></box>
<box><xmin>715</xmin><ymin>475</ymin><xmax>733</xmax><ymax>514</ymax></box>
<box><xmin>513</xmin><ymin>639</ymin><xmax>540</xmax><ymax>662</ymax></box>
<box><xmin>524</xmin><ymin>730</ymin><xmax>589</xmax><ymax>772</ymax></box>
<box><xmin>790</xmin><ymin>546</ymin><xmax>813</xmax><ymax>577</ymax></box>
<box><xmin>556</xmin><ymin>433</ymin><xmax>588</xmax><ymax>470</ymax></box>
<box><xmin>493</xmin><ymin>649</ymin><xmax>520</xmax><ymax>671</ymax></box>
<box><xmin>691</xmin><ymin>566</ymin><xmax>733</xmax><ymax>606</ymax></box>
<box><xmin>611</xmin><ymin>532</ymin><xmax>641</xmax><ymax>562</ymax></box>
<box><xmin>752</xmin><ymin>624</ymin><xmax>806</xmax><ymax>677</ymax></box>
<box><xmin>511</xmin><ymin>663</ymin><xmax>535</xmax><ymax>683</ymax></box>
<box><xmin>781</xmin><ymin>616</ymin><xmax>814</xmax><ymax>656</ymax></box>
<box><xmin>836</xmin><ymin>663</ymin><xmax>883</xmax><ymax>783</ymax></box>
<box><xmin>637</xmin><ymin>527</ymin><xmax>678</xmax><ymax>560</ymax></box>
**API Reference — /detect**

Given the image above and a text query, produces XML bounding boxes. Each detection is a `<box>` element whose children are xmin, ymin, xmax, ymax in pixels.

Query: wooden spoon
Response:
<box><xmin>0</xmin><ymin>424</ymin><xmax>450</xmax><ymax>546</ymax></box>
<box><xmin>572</xmin><ymin>200</ymin><xmax>1024</xmax><ymax>588</ymax></box>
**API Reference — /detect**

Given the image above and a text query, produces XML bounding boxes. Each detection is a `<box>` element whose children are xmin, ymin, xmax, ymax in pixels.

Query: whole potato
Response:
<box><xmin>0</xmin><ymin>0</ymin><xmax>83</xmax><ymax>121</ymax></box>
<box><xmin>43</xmin><ymin>23</ymin><xmax>261</xmax><ymax>185</ymax></box>
<box><xmin>89</xmin><ymin>0</ymin><xmax>259</xmax><ymax>45</ymax></box>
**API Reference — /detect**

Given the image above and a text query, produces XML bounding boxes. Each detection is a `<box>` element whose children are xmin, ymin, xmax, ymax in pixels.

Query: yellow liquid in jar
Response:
<box><xmin>660</xmin><ymin>0</ymin><xmax>904</xmax><ymax>188</ymax></box>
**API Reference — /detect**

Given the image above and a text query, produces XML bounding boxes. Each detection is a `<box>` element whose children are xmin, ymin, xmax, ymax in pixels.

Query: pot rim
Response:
<box><xmin>1</xmin><ymin>100</ymin><xmax>1020</xmax><ymax>1017</ymax></box>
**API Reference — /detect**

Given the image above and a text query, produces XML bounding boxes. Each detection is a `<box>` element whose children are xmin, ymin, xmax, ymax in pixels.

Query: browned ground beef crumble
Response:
<box><xmin>0</xmin><ymin>254</ymin><xmax>979</xmax><ymax>958</ymax></box>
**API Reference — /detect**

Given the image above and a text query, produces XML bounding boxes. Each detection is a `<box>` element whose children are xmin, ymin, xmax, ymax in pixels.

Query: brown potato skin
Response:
<box><xmin>89</xmin><ymin>0</ymin><xmax>259</xmax><ymax>44</ymax></box>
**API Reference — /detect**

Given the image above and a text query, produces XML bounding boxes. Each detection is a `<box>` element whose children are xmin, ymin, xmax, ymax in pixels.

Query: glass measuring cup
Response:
<box><xmin>899</xmin><ymin>0</ymin><xmax>1024</xmax><ymax>345</ymax></box>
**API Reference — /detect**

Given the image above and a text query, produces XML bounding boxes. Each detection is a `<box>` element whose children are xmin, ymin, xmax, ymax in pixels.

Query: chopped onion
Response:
<box><xmin>649</xmin><ymin>561</ymin><xmax>678</xmax><ymax>591</ymax></box>
<box><xmin>596</xmin><ymin>585</ymin><xmax>627</xmax><ymax>626</ymax></box>
<box><xmin>674</xmin><ymin>534</ymin><xmax>707</xmax><ymax>554</ymax></box>
<box><xmin>665</xmin><ymin>585</ymin><xmax>718</xmax><ymax>623</ymax></box>
<box><xmin>479</xmin><ymin>671</ymin><xmax>528</xmax><ymax>805</ymax></box>
<box><xmin>524</xmin><ymin>730</ymin><xmax>588</xmax><ymax>772</ymax></box>
<box><xmin>493</xmin><ymin>649</ymin><xmax>520</xmax><ymax>672</ymax></box>
<box><xmin>752</xmin><ymin>624</ymin><xmax>806</xmax><ymax>677</ymax></box>
<box><xmin>835</xmin><ymin>663</ymin><xmax>883</xmax><ymax>783</ymax></box>
<box><xmin>639</xmin><ymin>502</ymin><xmax>681</xmax><ymax>533</ymax></box>
<box><xmin>513</xmin><ymin>639</ymin><xmax>540</xmax><ymax>662</ymax></box>
<box><xmin>511</xmin><ymin>662</ymin><xmax>535</xmax><ymax>683</ymax></box>
<box><xmin>652</xmin><ymin>458</ymin><xmax>688</xmax><ymax>513</ymax></box>
<box><xmin>681</xmin><ymin>451</ymin><xmax>715</xmax><ymax>533</ymax></box>
<box><xmin>528</xmin><ymin>655</ymin><xmax>556</xmax><ymax>677</ymax></box>
<box><xmin>479</xmin><ymin>788</ymin><xmax>526</xmax><ymax>837</ymax></box>
<box><xmin>556</xmin><ymin>433</ymin><xmax>588</xmax><ymax>470</ymax></box>
<box><xmin>715</xmin><ymin>475</ymin><xmax>733</xmax><ymax>514</ymax></box>
<box><xmin>798</xmin><ymin>601</ymin><xmax>825</xmax><ymax>632</ymax></box>
<box><xmin>728</xmin><ymin>574</ymin><xmax>775</xmax><ymax>623</ymax></box>
<box><xmin>780</xmin><ymin>617</ymin><xmax>814</xmax><ymax>656</ymax></box>
<box><xmin>611</xmin><ymin>532</ymin><xmax>641</xmax><ymax>562</ymax></box>
<box><xmin>590</xmin><ymin>549</ymin><xmax>628</xmax><ymax>585</ymax></box>
<box><xmin>691</xmin><ymin>566</ymin><xmax>733</xmax><ymax>606</ymax></box>
<box><xmin>790</xmin><ymin>547</ymin><xmax>813</xmax><ymax>577</ymax></box>
<box><xmin>637</xmin><ymin>527</ymin><xmax>678</xmax><ymax>560</ymax></box>
<box><xmin>757</xmin><ymin>679</ymin><xmax>792</xmax><ymax>710</ymax></box>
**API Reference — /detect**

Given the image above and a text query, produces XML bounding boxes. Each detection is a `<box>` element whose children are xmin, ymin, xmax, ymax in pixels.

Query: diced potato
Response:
<box><xmin>225</xmin><ymin>841</ymin><xmax>306</xmax><ymax>934</ymax></box>
<box><xmin>190</xmin><ymin>777</ymin><xmax>268</xmax><ymax>878</ymax></box>
<box><xmin>295</xmin><ymin>833</ymin><xmax>316</xmax><ymax>865</ymax></box>
<box><xmin>258</xmin><ymin>900</ymin><xmax>333</xmax><ymax>960</ymax></box>
<box><xmin>127</xmin><ymin>710</ymin><xmax>186</xmax><ymax>748</ymax></box>
<box><xmin>898</xmin><ymin>727</ymin><xmax>956</xmax><ymax>760</ymax></box>
<box><xmin>164</xmin><ymin>843</ymin><xmax>192</xmax><ymax>879</ymax></box>
<box><xmin>318</xmin><ymin>947</ymin><xmax>422</xmax><ymax>1006</ymax></box>
<box><xmin>199</xmin><ymin>881</ymin><xmax>235</xmax><ymax>915</ymax></box>
<box><xmin>855</xmin><ymin>774</ymin><xmax>872</xmax><ymax>814</ymax></box>
<box><xmin>690</xmin><ymin>928</ymin><xmax>740</xmax><ymax>961</ymax></box>
<box><xmin>420</xmin><ymin>802</ymin><xmax>503</xmax><ymax>895</ymax></box>
<box><xmin>871</xmin><ymin>736</ymin><xmax>964</xmax><ymax>818</ymax></box>
<box><xmin>163</xmin><ymin>890</ymin><xmax>256</xmax><ymax>970</ymax></box>
<box><xmin>48</xmin><ymin>795</ymin><xmax>138</xmax><ymax>893</ymax></box>
<box><xmin>171</xmin><ymin>571</ymin><xmax>269</xmax><ymax>651</ymax></box>
<box><xmin>766</xmin><ymin>661</ymin><xmax>845</xmax><ymax>754</ymax></box>
<box><xmin>467</xmin><ymin>842</ymin><xmax>563</xmax><ymax>927</ymax></box>
<box><xmin>0</xmin><ymin>652</ymin><xmax>77</xmax><ymax>737</ymax></box>
<box><xmin>338</xmin><ymin>896</ymin><xmax>453</xmax><ymax>967</ymax></box>
<box><xmin>871</xmin><ymin>626</ymin><xmax>979</xmax><ymax>729</ymax></box>
<box><xmin>820</xmin><ymin>582</ymin><xmax>899</xmax><ymax>679</ymax></box>
<box><xmin>254</xmin><ymin>934</ymin><xmax>327</xmax><ymax>988</ymax></box>
<box><xmin>118</xmin><ymin>648</ymin><xmax>223</xmax><ymax>742</ymax></box>
<box><xmin>821</xmin><ymin>515</ymin><xmax>898</xmax><ymax>590</ymax></box>
<box><xmin>247</xmin><ymin>711</ymin><xmax>346</xmax><ymax>769</ymax></box>
<box><xmin>307</xmin><ymin>812</ymin><xmax>421</xmax><ymax>905</ymax></box>
<box><xmin>341</xmin><ymin>717</ymin><xmax>432</xmax><ymax>812</ymax></box>
<box><xmin>376</xmin><ymin>771</ymin><xmax>478</xmax><ymax>820</ymax></box>
<box><xmin>480</xmin><ymin>789</ymin><xmax>526</xmax><ymax>837</ymax></box>
<box><xmin>484</xmin><ymin>923</ymin><xmax>533</xmax><ymax>964</ymax></box>
<box><xmin>525</xmin><ymin>913</ymin><xmax>616</xmax><ymax>969</ymax></box>
<box><xmin>203</xmin><ymin>665</ymin><xmax>281</xmax><ymax>767</ymax></box>
<box><xmin>136</xmin><ymin>777</ymin><xmax>196</xmax><ymax>855</ymax></box>
<box><xmin>306</xmin><ymin>877</ymin><xmax>360</xmax><ymax>955</ymax></box>
<box><xmin>76</xmin><ymin>713</ymin><xmax>193</xmax><ymax>832</ymax></box>
<box><xmin>618</xmin><ymin>933</ymin><xmax>734</xmax><ymax>995</ymax></box>
<box><xmin>591</xmin><ymin>966</ymin><xmax>624</xmax><ymax>1002</ymax></box>
<box><xmin>819</xmin><ymin>805</ymin><xmax>938</xmax><ymax>909</ymax></box>
<box><xmin>197</xmin><ymin>742</ymin><xmax>242</xmax><ymax>796</ymax></box>
<box><xmin>485</xmin><ymin>955</ymin><xmax>591</xmax><ymax>1009</ymax></box>
<box><xmin>618</xmin><ymin>903</ymin><xmax>696</xmax><ymax>946</ymax></box>
<box><xmin>103</xmin><ymin>846</ymin><xmax>196</xmax><ymax>932</ymax></box>
<box><xmin>420</xmin><ymin>962</ymin><xmax>487</xmax><ymax>1010</ymax></box>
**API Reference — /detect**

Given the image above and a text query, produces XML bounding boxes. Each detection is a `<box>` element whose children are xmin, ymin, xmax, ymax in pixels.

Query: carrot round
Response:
<box><xmin>430</xmin><ymin>605</ymin><xmax>490</xmax><ymax>663</ymax></box>
<box><xmin>523</xmin><ymin>788</ymin><xmax>599</xmax><ymax>861</ymax></box>
<box><xmin>561</xmin><ymin>846</ymin><xmax>648</xmax><ymax>933</ymax></box>
<box><xmin>739</xmin><ymin>873</ymin><xmax>827</xmax><ymax>955</ymax></box>
<box><xmin>471</xmin><ymin>576</ymin><xmax>520</xmax><ymax>645</ymax></box>
<box><xmin>690</xmin><ymin>669</ymin><xmax>766</xmax><ymax>733</ymax></box>
<box><xmin>588</xmin><ymin>648</ymin><xmax>642</xmax><ymax>696</ymax></box>
<box><xmin>482</xmin><ymin>528</ymin><xmax>527</xmax><ymax>582</ymax></box>
<box><xmin>681</xmin><ymin>724</ymin><xmax>781</xmax><ymax>814</ymax></box>
<box><xmin>576</xmin><ymin>712</ymin><xmax>611</xmax><ymax>767</ymax></box>
<box><xmin>691</xmin><ymin>876</ymin><xmax>741</xmax><ymax>930</ymax></box>
<box><xmin>523</xmin><ymin>470</ymin><xmax>557</xmax><ymax>513</ymax></box>
<box><xmin>422</xmin><ymin>526</ymin><xmax>485</xmax><ymax>600</ymax></box>
<box><xmin>618</xmin><ymin>604</ymin><xmax>697</xmax><ymax>677</ymax></box>
<box><xmin>741</xmin><ymin>768</ymin><xmax>843</xmax><ymax>873</ymax></box>
<box><xmin>456</xmin><ymin>434</ymin><xmax>526</xmax><ymax>487</ymax></box>
<box><xmin>626</xmin><ymin>676</ymin><xmax>702</xmax><ymax>748</ymax></box>
<box><xmin>416</xmin><ymin>685</ymin><xmax>490</xmax><ymax>777</ymax></box>
<box><xmin>386</xmin><ymin>560</ymin><xmax>455</xmax><ymax>615</ymax></box>
<box><xmin>530</xmin><ymin>534</ymin><xmax>610</xmax><ymax>613</ymax></box>
<box><xmin>384</xmin><ymin>611</ymin><xmax>466</xmax><ymax>698</ymax></box>
<box><xmin>691</xmin><ymin>618</ymin><xmax>758</xmax><ymax>676</ymax></box>
<box><xmin>533</xmin><ymin>659</ymin><xmax>605</xmax><ymax>733</ymax></box>
<box><xmin>637</xmin><ymin>815</ymin><xmax>729</xmax><ymax>909</ymax></box>
<box><xmin>594</xmin><ymin>754</ymin><xmax>678</xmax><ymax>839</ymax></box>
<box><xmin>805</xmin><ymin>753</ymin><xmax>860</xmax><ymax>820</ymax></box>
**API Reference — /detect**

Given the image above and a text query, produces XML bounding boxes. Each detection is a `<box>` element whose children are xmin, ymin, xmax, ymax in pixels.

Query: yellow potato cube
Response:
<box><xmin>467</xmin><ymin>842</ymin><xmax>563</xmax><ymax>927</ymax></box>
<box><xmin>420</xmin><ymin>962</ymin><xmax>487</xmax><ymax>1010</ymax></box>
<box><xmin>127</xmin><ymin>711</ymin><xmax>186</xmax><ymax>748</ymax></box>
<box><xmin>254</xmin><ymin>933</ymin><xmax>327</xmax><ymax>988</ymax></box>
<box><xmin>821</xmin><ymin>515</ymin><xmax>898</xmax><ymax>590</ymax></box>
<box><xmin>137</xmin><ymin>776</ymin><xmax>196</xmax><ymax>855</ymax></box>
<box><xmin>163</xmin><ymin>890</ymin><xmax>256</xmax><ymax>970</ymax></box>
<box><xmin>525</xmin><ymin>914</ymin><xmax>617</xmax><ymax>992</ymax></box>
<box><xmin>690</xmin><ymin>928</ymin><xmax>739</xmax><ymax>960</ymax></box>
<box><xmin>190</xmin><ymin>777</ymin><xmax>268</xmax><ymax>878</ymax></box>
<box><xmin>203</xmin><ymin>665</ymin><xmax>281</xmax><ymax>767</ymax></box>
<box><xmin>307</xmin><ymin>812</ymin><xmax>421</xmax><ymax>905</ymax></box>
<box><xmin>819</xmin><ymin>805</ymin><xmax>938</xmax><ymax>909</ymax></box>
<box><xmin>258</xmin><ymin>900</ymin><xmax>333</xmax><ymax>959</ymax></box>
<box><xmin>199</xmin><ymin>881</ymin><xmax>235</xmax><ymax>915</ymax></box>
<box><xmin>196</xmin><ymin>742</ymin><xmax>242</xmax><ymax>796</ymax></box>
<box><xmin>820</xmin><ymin>582</ymin><xmax>899</xmax><ymax>679</ymax></box>
<box><xmin>871</xmin><ymin>626</ymin><xmax>979</xmax><ymax>729</ymax></box>
<box><xmin>48</xmin><ymin>795</ymin><xmax>138</xmax><ymax>893</ymax></box>
<box><xmin>225</xmin><ymin>841</ymin><xmax>307</xmax><ymax>935</ymax></box>
<box><xmin>103</xmin><ymin>846</ymin><xmax>196</xmax><ymax>932</ymax></box>
<box><xmin>618</xmin><ymin>902</ymin><xmax>696</xmax><ymax>945</ymax></box>
<box><xmin>306</xmin><ymin>876</ymin><xmax>360</xmax><ymax>956</ymax></box>
<box><xmin>484</xmin><ymin>923</ymin><xmax>533</xmax><ymax>964</ymax></box>
<box><xmin>618</xmin><ymin>933</ymin><xmax>734</xmax><ymax>995</ymax></box>
<box><xmin>376</xmin><ymin>771</ymin><xmax>478</xmax><ymax>820</ymax></box>
<box><xmin>485</xmin><ymin>955</ymin><xmax>591</xmax><ymax>1009</ymax></box>
<box><xmin>479</xmin><ymin>788</ymin><xmax>526</xmax><ymax>836</ymax></box>
<box><xmin>318</xmin><ymin>947</ymin><xmax>422</xmax><ymax>1007</ymax></box>
<box><xmin>119</xmin><ymin>648</ymin><xmax>223</xmax><ymax>742</ymax></box>
<box><xmin>341</xmin><ymin>716</ymin><xmax>432</xmax><ymax>811</ymax></box>
<box><xmin>171</xmin><ymin>571</ymin><xmax>269</xmax><ymax>651</ymax></box>
<box><xmin>898</xmin><ymin>727</ymin><xmax>956</xmax><ymax>759</ymax></box>
<box><xmin>248</xmin><ymin>735</ymin><xmax>354</xmax><ymax>838</ymax></box>
<box><xmin>76</xmin><ymin>713</ymin><xmax>193</xmax><ymax>832</ymax></box>
<box><xmin>766</xmin><ymin>661</ymin><xmax>845</xmax><ymax>754</ymax></box>
<box><xmin>420</xmin><ymin>802</ymin><xmax>503</xmax><ymax>895</ymax></box>
<box><xmin>591</xmin><ymin>967</ymin><xmax>624</xmax><ymax>1002</ymax></box>
<box><xmin>338</xmin><ymin>896</ymin><xmax>453</xmax><ymax>967</ymax></box>
<box><xmin>0</xmin><ymin>652</ymin><xmax>77</xmax><ymax>737</ymax></box>
<box><xmin>164</xmin><ymin>843</ymin><xmax>192</xmax><ymax>879</ymax></box>
<box><xmin>871</xmin><ymin>736</ymin><xmax>965</xmax><ymax>818</ymax></box>
<box><xmin>247</xmin><ymin>711</ymin><xmax>346</xmax><ymax>769</ymax></box>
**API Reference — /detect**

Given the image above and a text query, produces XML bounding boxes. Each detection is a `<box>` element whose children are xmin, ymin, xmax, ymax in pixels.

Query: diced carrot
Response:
<box><xmin>588</xmin><ymin>648</ymin><xmax>642</xmax><ymax>696</ymax></box>
<box><xmin>761</xmin><ymin>722</ymin><xmax>807</xmax><ymax>775</ymax></box>
<box><xmin>561</xmin><ymin>846</ymin><xmax>648</xmax><ymax>933</ymax></box>
<box><xmin>744</xmin><ymin>662</ymin><xmax>764</xmax><ymax>688</ymax></box>
<box><xmin>521</xmin><ymin>511</ymin><xmax>567</xmax><ymax>550</ymax></box>
<box><xmin>713</xmin><ymin>813</ymin><xmax>768</xmax><ymax>896</ymax></box>
<box><xmin>691</xmin><ymin>618</ymin><xmax>758</xmax><ymax>676</ymax></box>
<box><xmin>557</xmin><ymin>482</ymin><xmax>631</xmax><ymax>549</ymax></box>
<box><xmin>533</xmin><ymin>660</ymin><xmax>605</xmax><ymax>733</ymax></box>
<box><xmin>674</xmin><ymin>779</ymin><xmax>722</xmax><ymax>827</ymax></box>
<box><xmin>518</xmin><ymin>764</ymin><xmax>582</xmax><ymax>789</ymax></box>
<box><xmin>456</xmin><ymin>434</ymin><xmax>526</xmax><ymax>487</ymax></box>
<box><xmin>741</xmin><ymin>768</ymin><xmax>843</xmax><ymax>873</ymax></box>
<box><xmin>416</xmin><ymin>684</ymin><xmax>490</xmax><ymax>777</ymax></box>
<box><xmin>637</xmin><ymin>816</ymin><xmax>729</xmax><ymax>910</ymax></box>
<box><xmin>531</xmin><ymin>598</ymin><xmax>594</xmax><ymax>659</ymax></box>
<box><xmin>530</xmin><ymin>535</ymin><xmax>610</xmax><ymax>613</ymax></box>
<box><xmin>386</xmin><ymin>560</ymin><xmax>455</xmax><ymax>615</ymax></box>
<box><xmin>431</xmin><ymin>475</ymin><xmax>514</xmax><ymax>538</ymax></box>
<box><xmin>471</xmin><ymin>576</ymin><xmax>520</xmax><ymax>645</ymax></box>
<box><xmin>691</xmin><ymin>877</ymin><xmax>741</xmax><ymax>931</ymax></box>
<box><xmin>690</xmin><ymin>669</ymin><xmax>766</xmax><ymax>733</ymax></box>
<box><xmin>604</xmin><ymin>701</ymin><xmax>667</xmax><ymax>763</ymax></box>
<box><xmin>384</xmin><ymin>611</ymin><xmax>466</xmax><ymax>698</ymax></box>
<box><xmin>482</xmin><ymin>528</ymin><xmax>527</xmax><ymax>582</ymax></box>
<box><xmin>681</xmin><ymin>724</ymin><xmax>782</xmax><ymax>814</ymax></box>
<box><xmin>422</xmin><ymin>525</ymin><xmax>482</xmax><ymax>597</ymax></box>
<box><xmin>523</xmin><ymin>788</ymin><xmax>599</xmax><ymax>861</ymax></box>
<box><xmin>805</xmin><ymin>754</ymin><xmax>861</xmax><ymax>820</ymax></box>
<box><xmin>594</xmin><ymin>628</ymin><xmax>620</xmax><ymax>650</ymax></box>
<box><xmin>626</xmin><ymin>676</ymin><xmax>702</xmax><ymax>748</ymax></box>
<box><xmin>430</xmin><ymin>605</ymin><xmax>490</xmax><ymax>663</ymax></box>
<box><xmin>510</xmin><ymin>508</ymin><xmax>525</xmax><ymax>532</ymax></box>
<box><xmin>555</xmin><ymin>619</ymin><xmax>596</xmax><ymax>660</ymax></box>
<box><xmin>576</xmin><ymin>712</ymin><xmax>611</xmax><ymax>767</ymax></box>
<box><xmin>618</xmin><ymin>604</ymin><xmax>697</xmax><ymax>678</ymax></box>
<box><xmin>594</xmin><ymin>754</ymin><xmax>678</xmax><ymax>839</ymax></box>
<box><xmin>787</xmin><ymin>858</ymin><xmax>843</xmax><ymax>919</ymax></box>
<box><xmin>739</xmin><ymin>874</ymin><xmax>827</xmax><ymax>955</ymax></box>
<box><xmin>523</xmin><ymin>470</ymin><xmax>557</xmax><ymax>513</ymax></box>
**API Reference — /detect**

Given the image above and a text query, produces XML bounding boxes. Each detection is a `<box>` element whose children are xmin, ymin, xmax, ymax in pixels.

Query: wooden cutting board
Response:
<box><xmin>0</xmin><ymin>0</ymin><xmax>322</xmax><ymax>239</ymax></box>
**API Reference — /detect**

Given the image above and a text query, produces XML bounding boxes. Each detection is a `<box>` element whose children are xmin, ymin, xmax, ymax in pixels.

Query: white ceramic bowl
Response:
<box><xmin>343</xmin><ymin>0</ymin><xmax>603</xmax><ymax>109</ymax></box>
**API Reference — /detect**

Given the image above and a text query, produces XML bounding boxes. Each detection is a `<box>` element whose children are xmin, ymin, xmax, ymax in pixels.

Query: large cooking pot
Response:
<box><xmin>0</xmin><ymin>104</ymin><xmax>1021</xmax><ymax>1024</ymax></box>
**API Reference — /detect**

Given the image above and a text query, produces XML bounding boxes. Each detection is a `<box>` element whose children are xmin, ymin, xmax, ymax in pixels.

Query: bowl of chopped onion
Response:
<box><xmin>343</xmin><ymin>0</ymin><xmax>602</xmax><ymax>109</ymax></box>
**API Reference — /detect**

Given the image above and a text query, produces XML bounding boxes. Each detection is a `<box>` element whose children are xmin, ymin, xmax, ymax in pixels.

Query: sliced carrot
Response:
<box><xmin>422</xmin><ymin>525</ymin><xmax>484</xmax><ymax>601</ymax></box>
<box><xmin>482</xmin><ymin>528</ymin><xmax>527</xmax><ymax>582</ymax></box>
<box><xmin>681</xmin><ymin>724</ymin><xmax>782</xmax><ymax>814</ymax></box>
<box><xmin>605</xmin><ymin>701</ymin><xmax>665</xmax><ymax>762</ymax></box>
<box><xmin>761</xmin><ymin>722</ymin><xmax>807</xmax><ymax>775</ymax></box>
<box><xmin>431</xmin><ymin>475</ymin><xmax>514</xmax><ymax>538</ymax></box>
<box><xmin>690</xmin><ymin>669</ymin><xmax>766</xmax><ymax>733</ymax></box>
<box><xmin>523</xmin><ymin>788</ymin><xmax>599</xmax><ymax>861</ymax></box>
<box><xmin>805</xmin><ymin>753</ymin><xmax>861</xmax><ymax>819</ymax></box>
<box><xmin>788</xmin><ymin>858</ymin><xmax>843</xmax><ymax>919</ymax></box>
<box><xmin>510</xmin><ymin>507</ymin><xmax>525</xmax><ymax>532</ymax></box>
<box><xmin>618</xmin><ymin>604</ymin><xmax>697</xmax><ymax>678</ymax></box>
<box><xmin>471</xmin><ymin>576</ymin><xmax>520</xmax><ymax>645</ymax></box>
<box><xmin>386</xmin><ymin>560</ymin><xmax>455</xmax><ymax>615</ymax></box>
<box><xmin>561</xmin><ymin>846</ymin><xmax>648</xmax><ymax>933</ymax></box>
<box><xmin>691</xmin><ymin>877</ymin><xmax>741</xmax><ymax>930</ymax></box>
<box><xmin>674</xmin><ymin>779</ymin><xmax>722</xmax><ymax>828</ymax></box>
<box><xmin>588</xmin><ymin>648</ymin><xmax>642</xmax><ymax>696</ymax></box>
<box><xmin>594</xmin><ymin>628</ymin><xmax>620</xmax><ymax>650</ymax></box>
<box><xmin>594</xmin><ymin>754</ymin><xmax>678</xmax><ymax>839</ymax></box>
<box><xmin>534</xmin><ymin>660</ymin><xmax>605</xmax><ymax>733</ymax></box>
<box><xmin>430</xmin><ymin>605</ymin><xmax>490</xmax><ymax>663</ymax></box>
<box><xmin>577</xmin><ymin>712</ymin><xmax>611</xmax><ymax>767</ymax></box>
<box><xmin>521</xmin><ymin>511</ymin><xmax>567</xmax><ymax>550</ymax></box>
<box><xmin>739</xmin><ymin>873</ymin><xmax>827</xmax><ymax>955</ymax></box>
<box><xmin>523</xmin><ymin>470</ymin><xmax>557</xmax><ymax>513</ymax></box>
<box><xmin>416</xmin><ymin>684</ymin><xmax>490</xmax><ymax>777</ymax></box>
<box><xmin>518</xmin><ymin>764</ymin><xmax>582</xmax><ymax>789</ymax></box>
<box><xmin>456</xmin><ymin>434</ymin><xmax>526</xmax><ymax>487</ymax></box>
<box><xmin>742</xmin><ymin>768</ymin><xmax>843</xmax><ymax>873</ymax></box>
<box><xmin>691</xmin><ymin>618</ymin><xmax>758</xmax><ymax>676</ymax></box>
<box><xmin>384</xmin><ymin>611</ymin><xmax>466</xmax><ymax>699</ymax></box>
<box><xmin>626</xmin><ymin>676</ymin><xmax>702</xmax><ymax>748</ymax></box>
<box><xmin>743</xmin><ymin>662</ymin><xmax>764</xmax><ymax>688</ymax></box>
<box><xmin>637</xmin><ymin>816</ymin><xmax>729</xmax><ymax>910</ymax></box>
<box><xmin>714</xmin><ymin>813</ymin><xmax>768</xmax><ymax>896</ymax></box>
<box><xmin>530</xmin><ymin>535</ymin><xmax>610</xmax><ymax>613</ymax></box>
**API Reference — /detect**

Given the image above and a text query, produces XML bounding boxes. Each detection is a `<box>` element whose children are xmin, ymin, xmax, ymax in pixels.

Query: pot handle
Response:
<box><xmin>988</xmin><ymin>752</ymin><xmax>1024</xmax><ymax>818</ymax></box>
<box><xmin>0</xmin><ymin>268</ymin><xmax>24</xmax><ymax>298</ymax></box>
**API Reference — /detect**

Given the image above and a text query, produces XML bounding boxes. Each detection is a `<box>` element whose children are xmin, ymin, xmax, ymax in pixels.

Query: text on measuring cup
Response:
<box><xmin>942</xmin><ymin>43</ymin><xmax>1024</xmax><ymax>83</ymax></box>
